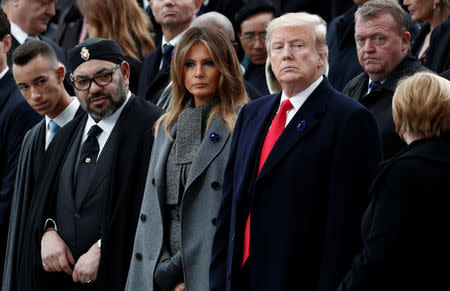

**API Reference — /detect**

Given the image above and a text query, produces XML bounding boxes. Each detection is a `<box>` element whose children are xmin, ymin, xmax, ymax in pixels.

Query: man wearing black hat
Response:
<box><xmin>235</xmin><ymin>2</ymin><xmax>276</xmax><ymax>96</ymax></box>
<box><xmin>16</xmin><ymin>38</ymin><xmax>164</xmax><ymax>291</ymax></box>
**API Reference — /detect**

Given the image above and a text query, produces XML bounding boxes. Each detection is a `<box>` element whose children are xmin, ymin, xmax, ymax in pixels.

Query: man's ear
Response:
<box><xmin>194</xmin><ymin>0</ymin><xmax>202</xmax><ymax>14</ymax></box>
<box><xmin>401</xmin><ymin>31</ymin><xmax>411</xmax><ymax>53</ymax></box>
<box><xmin>1</xmin><ymin>34</ymin><xmax>12</xmax><ymax>54</ymax></box>
<box><xmin>120</xmin><ymin>61</ymin><xmax>130</xmax><ymax>86</ymax></box>
<box><xmin>55</xmin><ymin>62</ymin><xmax>66</xmax><ymax>83</ymax></box>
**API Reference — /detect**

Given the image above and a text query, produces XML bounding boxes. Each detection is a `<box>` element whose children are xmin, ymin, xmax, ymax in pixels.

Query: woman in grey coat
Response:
<box><xmin>126</xmin><ymin>27</ymin><xmax>248</xmax><ymax>291</ymax></box>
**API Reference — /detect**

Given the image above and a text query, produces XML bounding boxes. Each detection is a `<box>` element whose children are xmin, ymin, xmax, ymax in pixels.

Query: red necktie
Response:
<box><xmin>242</xmin><ymin>99</ymin><xmax>293</xmax><ymax>266</ymax></box>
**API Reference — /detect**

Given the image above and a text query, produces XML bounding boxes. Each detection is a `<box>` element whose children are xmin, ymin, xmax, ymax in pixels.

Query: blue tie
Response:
<box><xmin>368</xmin><ymin>81</ymin><xmax>380</xmax><ymax>94</ymax></box>
<box><xmin>161</xmin><ymin>44</ymin><xmax>174</xmax><ymax>72</ymax></box>
<box><xmin>49</xmin><ymin>120</ymin><xmax>60</xmax><ymax>139</ymax></box>
<box><xmin>25</xmin><ymin>35</ymin><xmax>37</xmax><ymax>42</ymax></box>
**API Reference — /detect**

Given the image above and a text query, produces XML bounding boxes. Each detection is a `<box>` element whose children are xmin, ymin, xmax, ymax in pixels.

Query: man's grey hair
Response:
<box><xmin>355</xmin><ymin>0</ymin><xmax>409</xmax><ymax>35</ymax></box>
<box><xmin>191</xmin><ymin>11</ymin><xmax>235</xmax><ymax>42</ymax></box>
<box><xmin>266</xmin><ymin>12</ymin><xmax>328</xmax><ymax>75</ymax></box>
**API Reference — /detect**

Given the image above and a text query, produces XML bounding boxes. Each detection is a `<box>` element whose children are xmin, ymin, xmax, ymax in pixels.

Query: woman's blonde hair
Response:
<box><xmin>156</xmin><ymin>26</ymin><xmax>248</xmax><ymax>139</ymax></box>
<box><xmin>77</xmin><ymin>0</ymin><xmax>155</xmax><ymax>61</ymax></box>
<box><xmin>393</xmin><ymin>72</ymin><xmax>450</xmax><ymax>140</ymax></box>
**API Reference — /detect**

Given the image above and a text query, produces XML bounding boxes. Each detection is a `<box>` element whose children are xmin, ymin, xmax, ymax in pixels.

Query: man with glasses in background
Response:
<box><xmin>16</xmin><ymin>38</ymin><xmax>163</xmax><ymax>291</ymax></box>
<box><xmin>235</xmin><ymin>1</ymin><xmax>276</xmax><ymax>96</ymax></box>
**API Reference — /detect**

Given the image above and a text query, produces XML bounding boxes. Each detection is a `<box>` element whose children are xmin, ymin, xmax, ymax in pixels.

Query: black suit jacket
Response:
<box><xmin>0</xmin><ymin>70</ymin><xmax>41</xmax><ymax>226</ymax></box>
<box><xmin>137</xmin><ymin>45</ymin><xmax>170</xmax><ymax>103</ymax></box>
<box><xmin>210</xmin><ymin>77</ymin><xmax>383</xmax><ymax>291</ymax></box>
<box><xmin>343</xmin><ymin>53</ymin><xmax>428</xmax><ymax>160</ymax></box>
<box><xmin>17</xmin><ymin>95</ymin><xmax>164</xmax><ymax>291</ymax></box>
<box><xmin>339</xmin><ymin>136</ymin><xmax>450</xmax><ymax>291</ymax></box>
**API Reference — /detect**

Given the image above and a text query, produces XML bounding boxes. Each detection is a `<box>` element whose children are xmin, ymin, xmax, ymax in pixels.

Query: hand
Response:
<box><xmin>41</xmin><ymin>229</ymin><xmax>75</xmax><ymax>275</ymax></box>
<box><xmin>173</xmin><ymin>282</ymin><xmax>186</xmax><ymax>291</ymax></box>
<box><xmin>72</xmin><ymin>241</ymin><xmax>101</xmax><ymax>284</ymax></box>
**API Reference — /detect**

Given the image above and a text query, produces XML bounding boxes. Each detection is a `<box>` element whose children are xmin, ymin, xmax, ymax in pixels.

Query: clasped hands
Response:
<box><xmin>41</xmin><ymin>229</ymin><xmax>100</xmax><ymax>284</ymax></box>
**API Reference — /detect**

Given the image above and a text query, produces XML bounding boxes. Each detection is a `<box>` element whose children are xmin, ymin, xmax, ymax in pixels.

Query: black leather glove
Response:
<box><xmin>154</xmin><ymin>251</ymin><xmax>183</xmax><ymax>291</ymax></box>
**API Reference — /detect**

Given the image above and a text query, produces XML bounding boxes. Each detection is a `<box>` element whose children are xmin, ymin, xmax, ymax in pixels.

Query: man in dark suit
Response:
<box><xmin>0</xmin><ymin>8</ymin><xmax>41</xmax><ymax>284</ymax></box>
<box><xmin>343</xmin><ymin>0</ymin><xmax>428</xmax><ymax>160</ymax></box>
<box><xmin>137</xmin><ymin>0</ymin><xmax>201</xmax><ymax>104</ymax></box>
<box><xmin>1</xmin><ymin>39</ymin><xmax>83</xmax><ymax>291</ymax></box>
<box><xmin>1</xmin><ymin>0</ymin><xmax>73</xmax><ymax>95</ymax></box>
<box><xmin>210</xmin><ymin>12</ymin><xmax>383</xmax><ymax>291</ymax></box>
<box><xmin>16</xmin><ymin>38</ymin><xmax>164</xmax><ymax>291</ymax></box>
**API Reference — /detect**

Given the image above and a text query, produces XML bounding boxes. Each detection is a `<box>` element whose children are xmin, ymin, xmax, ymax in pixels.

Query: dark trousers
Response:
<box><xmin>234</xmin><ymin>259</ymin><xmax>251</xmax><ymax>291</ymax></box>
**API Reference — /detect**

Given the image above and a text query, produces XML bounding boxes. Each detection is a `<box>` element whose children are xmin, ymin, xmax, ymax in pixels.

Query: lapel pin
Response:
<box><xmin>209</xmin><ymin>132</ymin><xmax>220</xmax><ymax>143</ymax></box>
<box><xmin>297</xmin><ymin>120</ymin><xmax>306</xmax><ymax>132</ymax></box>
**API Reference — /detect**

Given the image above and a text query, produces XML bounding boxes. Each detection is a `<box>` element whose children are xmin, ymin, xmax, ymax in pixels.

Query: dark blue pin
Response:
<box><xmin>209</xmin><ymin>132</ymin><xmax>220</xmax><ymax>143</ymax></box>
<box><xmin>297</xmin><ymin>120</ymin><xmax>306</xmax><ymax>132</ymax></box>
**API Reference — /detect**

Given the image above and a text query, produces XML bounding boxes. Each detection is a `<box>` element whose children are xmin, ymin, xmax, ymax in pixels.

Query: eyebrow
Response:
<box><xmin>75</xmin><ymin>67</ymin><xmax>110</xmax><ymax>78</ymax></box>
<box><xmin>33</xmin><ymin>75</ymin><xmax>46</xmax><ymax>83</ymax></box>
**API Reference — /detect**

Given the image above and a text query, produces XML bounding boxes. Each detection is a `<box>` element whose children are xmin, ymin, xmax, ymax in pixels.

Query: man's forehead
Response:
<box><xmin>270</xmin><ymin>27</ymin><xmax>311</xmax><ymax>42</ymax></box>
<box><xmin>73</xmin><ymin>59</ymin><xmax>116</xmax><ymax>76</ymax></box>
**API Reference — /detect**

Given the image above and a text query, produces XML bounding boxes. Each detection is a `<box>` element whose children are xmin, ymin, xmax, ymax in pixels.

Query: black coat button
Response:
<box><xmin>152</xmin><ymin>178</ymin><xmax>155</xmax><ymax>186</ymax></box>
<box><xmin>135</xmin><ymin>253</ymin><xmax>142</xmax><ymax>261</ymax></box>
<box><xmin>232</xmin><ymin>233</ymin><xmax>235</xmax><ymax>241</ymax></box>
<box><xmin>74</xmin><ymin>213</ymin><xmax>80</xmax><ymax>220</ymax></box>
<box><xmin>140</xmin><ymin>214</ymin><xmax>147</xmax><ymax>222</ymax></box>
<box><xmin>211</xmin><ymin>181</ymin><xmax>221</xmax><ymax>190</ymax></box>
<box><xmin>211</xmin><ymin>218</ymin><xmax>217</xmax><ymax>225</ymax></box>
<box><xmin>227</xmin><ymin>272</ymin><xmax>231</xmax><ymax>280</ymax></box>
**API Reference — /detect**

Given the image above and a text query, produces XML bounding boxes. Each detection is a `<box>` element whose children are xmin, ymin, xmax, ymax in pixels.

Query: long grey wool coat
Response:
<box><xmin>126</xmin><ymin>114</ymin><xmax>233</xmax><ymax>291</ymax></box>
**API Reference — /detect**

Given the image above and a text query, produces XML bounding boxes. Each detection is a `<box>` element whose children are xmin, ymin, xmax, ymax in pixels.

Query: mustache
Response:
<box><xmin>87</xmin><ymin>92</ymin><xmax>112</xmax><ymax>103</ymax></box>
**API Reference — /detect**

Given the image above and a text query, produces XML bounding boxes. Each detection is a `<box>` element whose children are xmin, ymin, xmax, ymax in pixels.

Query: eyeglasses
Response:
<box><xmin>71</xmin><ymin>64</ymin><xmax>120</xmax><ymax>91</ymax></box>
<box><xmin>240</xmin><ymin>32</ymin><xmax>267</xmax><ymax>44</ymax></box>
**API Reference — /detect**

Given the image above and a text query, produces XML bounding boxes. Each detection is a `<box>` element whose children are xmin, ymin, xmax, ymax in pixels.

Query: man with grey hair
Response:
<box><xmin>343</xmin><ymin>0</ymin><xmax>428</xmax><ymax>159</ymax></box>
<box><xmin>210</xmin><ymin>11</ymin><xmax>383</xmax><ymax>291</ymax></box>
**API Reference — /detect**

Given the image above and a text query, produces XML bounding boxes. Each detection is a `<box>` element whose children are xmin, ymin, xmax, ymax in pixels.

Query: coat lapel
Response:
<box><xmin>185</xmin><ymin>115</ymin><xmax>231</xmax><ymax>190</ymax></box>
<box><xmin>256</xmin><ymin>79</ymin><xmax>329</xmax><ymax>180</ymax></box>
<box><xmin>154</xmin><ymin>124</ymin><xmax>176</xmax><ymax>207</ymax></box>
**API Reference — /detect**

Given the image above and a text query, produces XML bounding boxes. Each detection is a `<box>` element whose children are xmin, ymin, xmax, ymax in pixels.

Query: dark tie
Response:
<box><xmin>75</xmin><ymin>125</ymin><xmax>103</xmax><ymax>205</ymax></box>
<box><xmin>368</xmin><ymin>81</ymin><xmax>380</xmax><ymax>94</ymax></box>
<box><xmin>242</xmin><ymin>99</ymin><xmax>294</xmax><ymax>266</ymax></box>
<box><xmin>48</xmin><ymin>120</ymin><xmax>60</xmax><ymax>139</ymax></box>
<box><xmin>161</xmin><ymin>44</ymin><xmax>174</xmax><ymax>72</ymax></box>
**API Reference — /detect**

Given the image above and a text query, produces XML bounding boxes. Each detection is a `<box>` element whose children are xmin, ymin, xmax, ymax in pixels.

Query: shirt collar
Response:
<box><xmin>85</xmin><ymin>91</ymin><xmax>132</xmax><ymax>136</ymax></box>
<box><xmin>280</xmin><ymin>75</ymin><xmax>323</xmax><ymax>110</ymax></box>
<box><xmin>161</xmin><ymin>29</ymin><xmax>187</xmax><ymax>48</ymax></box>
<box><xmin>10</xmin><ymin>21</ymin><xmax>30</xmax><ymax>44</ymax></box>
<box><xmin>45</xmin><ymin>97</ymin><xmax>80</xmax><ymax>128</ymax></box>
<box><xmin>0</xmin><ymin>67</ymin><xmax>9</xmax><ymax>80</ymax></box>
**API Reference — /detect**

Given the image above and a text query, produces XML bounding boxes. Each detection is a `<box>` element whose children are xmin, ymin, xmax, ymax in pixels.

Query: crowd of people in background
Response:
<box><xmin>0</xmin><ymin>0</ymin><xmax>449</xmax><ymax>290</ymax></box>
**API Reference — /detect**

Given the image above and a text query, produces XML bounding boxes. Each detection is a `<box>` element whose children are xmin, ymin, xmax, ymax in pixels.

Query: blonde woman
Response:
<box><xmin>339</xmin><ymin>72</ymin><xmax>450</xmax><ymax>291</ymax></box>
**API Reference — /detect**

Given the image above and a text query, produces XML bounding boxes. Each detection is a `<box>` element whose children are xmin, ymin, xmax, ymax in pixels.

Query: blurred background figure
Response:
<box><xmin>235</xmin><ymin>1</ymin><xmax>276</xmax><ymax>96</ymax></box>
<box><xmin>404</xmin><ymin>0</ymin><xmax>449</xmax><ymax>73</ymax></box>
<box><xmin>137</xmin><ymin>0</ymin><xmax>202</xmax><ymax>104</ymax></box>
<box><xmin>126</xmin><ymin>26</ymin><xmax>247</xmax><ymax>291</ymax></box>
<box><xmin>338</xmin><ymin>72</ymin><xmax>450</xmax><ymax>291</ymax></box>
<box><xmin>77</xmin><ymin>0</ymin><xmax>155</xmax><ymax>94</ymax></box>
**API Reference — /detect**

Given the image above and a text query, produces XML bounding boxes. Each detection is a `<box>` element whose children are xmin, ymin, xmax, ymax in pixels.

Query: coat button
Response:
<box><xmin>152</xmin><ymin>178</ymin><xmax>155</xmax><ymax>186</ymax></box>
<box><xmin>211</xmin><ymin>218</ymin><xmax>217</xmax><ymax>225</ymax></box>
<box><xmin>74</xmin><ymin>213</ymin><xmax>80</xmax><ymax>220</ymax></box>
<box><xmin>227</xmin><ymin>272</ymin><xmax>231</xmax><ymax>280</ymax></box>
<box><xmin>232</xmin><ymin>233</ymin><xmax>235</xmax><ymax>241</ymax></box>
<box><xmin>135</xmin><ymin>253</ymin><xmax>142</xmax><ymax>261</ymax></box>
<box><xmin>140</xmin><ymin>214</ymin><xmax>147</xmax><ymax>222</ymax></box>
<box><xmin>211</xmin><ymin>181</ymin><xmax>221</xmax><ymax>190</ymax></box>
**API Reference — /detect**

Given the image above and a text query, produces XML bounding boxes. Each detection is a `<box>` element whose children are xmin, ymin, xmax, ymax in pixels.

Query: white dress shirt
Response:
<box><xmin>80</xmin><ymin>91</ymin><xmax>132</xmax><ymax>160</ymax></box>
<box><xmin>45</xmin><ymin>97</ymin><xmax>80</xmax><ymax>149</ymax></box>
<box><xmin>10</xmin><ymin>22</ymin><xmax>30</xmax><ymax>44</ymax></box>
<box><xmin>279</xmin><ymin>75</ymin><xmax>323</xmax><ymax>128</ymax></box>
<box><xmin>0</xmin><ymin>67</ymin><xmax>8</xmax><ymax>79</ymax></box>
